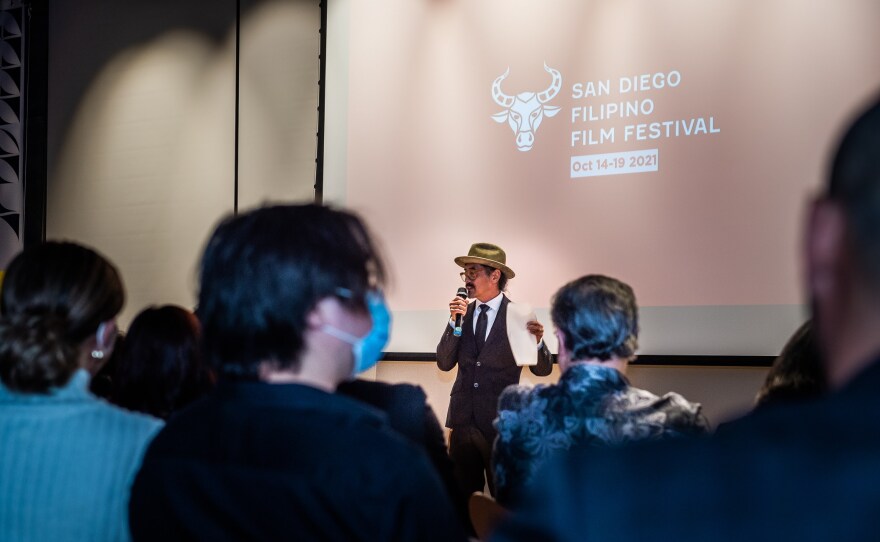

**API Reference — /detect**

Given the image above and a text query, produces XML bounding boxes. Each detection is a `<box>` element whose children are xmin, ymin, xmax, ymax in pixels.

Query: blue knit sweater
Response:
<box><xmin>0</xmin><ymin>370</ymin><xmax>163</xmax><ymax>541</ymax></box>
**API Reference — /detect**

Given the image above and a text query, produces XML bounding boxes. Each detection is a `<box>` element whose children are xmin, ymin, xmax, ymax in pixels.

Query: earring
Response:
<box><xmin>92</xmin><ymin>322</ymin><xmax>109</xmax><ymax>361</ymax></box>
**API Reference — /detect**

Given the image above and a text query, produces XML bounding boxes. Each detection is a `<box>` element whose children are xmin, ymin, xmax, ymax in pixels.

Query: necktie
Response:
<box><xmin>475</xmin><ymin>304</ymin><xmax>489</xmax><ymax>354</ymax></box>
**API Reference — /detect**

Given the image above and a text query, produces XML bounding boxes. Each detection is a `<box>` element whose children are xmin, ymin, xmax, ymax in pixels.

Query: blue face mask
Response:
<box><xmin>321</xmin><ymin>290</ymin><xmax>391</xmax><ymax>376</ymax></box>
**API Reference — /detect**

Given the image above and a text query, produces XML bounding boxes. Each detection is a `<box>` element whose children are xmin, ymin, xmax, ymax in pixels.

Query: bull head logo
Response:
<box><xmin>491</xmin><ymin>63</ymin><xmax>562</xmax><ymax>151</ymax></box>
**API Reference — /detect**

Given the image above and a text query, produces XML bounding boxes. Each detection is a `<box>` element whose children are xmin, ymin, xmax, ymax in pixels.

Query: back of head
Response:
<box><xmin>0</xmin><ymin>242</ymin><xmax>124</xmax><ymax>393</ymax></box>
<box><xmin>755</xmin><ymin>320</ymin><xmax>825</xmax><ymax>409</ymax></box>
<box><xmin>197</xmin><ymin>204</ymin><xmax>386</xmax><ymax>378</ymax></box>
<box><xmin>551</xmin><ymin>274</ymin><xmax>638</xmax><ymax>362</ymax></box>
<box><xmin>113</xmin><ymin>305</ymin><xmax>210</xmax><ymax>418</ymax></box>
<box><xmin>828</xmin><ymin>98</ymin><xmax>880</xmax><ymax>288</ymax></box>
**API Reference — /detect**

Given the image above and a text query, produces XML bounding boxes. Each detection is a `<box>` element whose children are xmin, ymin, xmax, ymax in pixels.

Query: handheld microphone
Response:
<box><xmin>453</xmin><ymin>287</ymin><xmax>468</xmax><ymax>336</ymax></box>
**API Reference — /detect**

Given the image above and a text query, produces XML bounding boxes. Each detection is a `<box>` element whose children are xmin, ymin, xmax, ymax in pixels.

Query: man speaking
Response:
<box><xmin>437</xmin><ymin>243</ymin><xmax>552</xmax><ymax>498</ymax></box>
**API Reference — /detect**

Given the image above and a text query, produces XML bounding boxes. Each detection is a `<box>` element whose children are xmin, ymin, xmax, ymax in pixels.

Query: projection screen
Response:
<box><xmin>324</xmin><ymin>0</ymin><xmax>880</xmax><ymax>358</ymax></box>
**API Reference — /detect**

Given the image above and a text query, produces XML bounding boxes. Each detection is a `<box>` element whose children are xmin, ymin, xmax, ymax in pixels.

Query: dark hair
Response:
<box><xmin>0</xmin><ymin>242</ymin><xmax>124</xmax><ymax>392</ymax></box>
<box><xmin>755</xmin><ymin>320</ymin><xmax>825</xmax><ymax>409</ymax></box>
<box><xmin>112</xmin><ymin>305</ymin><xmax>212</xmax><ymax>419</ymax></box>
<box><xmin>827</xmin><ymin>98</ymin><xmax>880</xmax><ymax>285</ymax></box>
<box><xmin>197</xmin><ymin>204</ymin><xmax>386</xmax><ymax>378</ymax></box>
<box><xmin>550</xmin><ymin>274</ymin><xmax>638</xmax><ymax>362</ymax></box>
<box><xmin>481</xmin><ymin>264</ymin><xmax>508</xmax><ymax>292</ymax></box>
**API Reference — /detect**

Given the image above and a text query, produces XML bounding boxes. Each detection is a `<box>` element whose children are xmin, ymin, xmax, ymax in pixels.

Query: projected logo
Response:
<box><xmin>491</xmin><ymin>64</ymin><xmax>562</xmax><ymax>152</ymax></box>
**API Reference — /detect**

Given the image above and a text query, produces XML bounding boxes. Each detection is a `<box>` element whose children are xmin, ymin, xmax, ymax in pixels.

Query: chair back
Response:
<box><xmin>468</xmin><ymin>492</ymin><xmax>508</xmax><ymax>541</ymax></box>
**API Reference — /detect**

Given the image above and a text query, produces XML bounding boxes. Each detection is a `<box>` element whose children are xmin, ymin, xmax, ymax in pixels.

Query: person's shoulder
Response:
<box><xmin>67</xmin><ymin>398</ymin><xmax>163</xmax><ymax>466</ymax></box>
<box><xmin>89</xmin><ymin>395</ymin><xmax>164</xmax><ymax>436</ymax></box>
<box><xmin>147</xmin><ymin>383</ymin><xmax>408</xmax><ymax>463</ymax></box>
<box><xmin>615</xmin><ymin>384</ymin><xmax>700</xmax><ymax>416</ymax></box>
<box><xmin>657</xmin><ymin>391</ymin><xmax>709</xmax><ymax>428</ymax></box>
<box><xmin>602</xmin><ymin>384</ymin><xmax>710</xmax><ymax>435</ymax></box>
<box><xmin>495</xmin><ymin>383</ymin><xmax>559</xmax><ymax>441</ymax></box>
<box><xmin>273</xmin><ymin>386</ymin><xmax>409</xmax><ymax>452</ymax></box>
<box><xmin>331</xmin><ymin>405</ymin><xmax>435</xmax><ymax>481</ymax></box>
<box><xmin>338</xmin><ymin>379</ymin><xmax>427</xmax><ymax>406</ymax></box>
<box><xmin>337</xmin><ymin>379</ymin><xmax>431</xmax><ymax>442</ymax></box>
<box><xmin>498</xmin><ymin>382</ymin><xmax>548</xmax><ymax>412</ymax></box>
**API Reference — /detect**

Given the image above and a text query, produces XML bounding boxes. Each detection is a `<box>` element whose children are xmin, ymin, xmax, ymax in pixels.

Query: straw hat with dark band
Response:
<box><xmin>454</xmin><ymin>243</ymin><xmax>515</xmax><ymax>279</ymax></box>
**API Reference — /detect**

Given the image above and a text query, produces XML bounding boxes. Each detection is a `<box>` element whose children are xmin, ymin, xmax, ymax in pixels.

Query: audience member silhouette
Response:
<box><xmin>493</xmin><ymin>96</ymin><xmax>880</xmax><ymax>542</ymax></box>
<box><xmin>337</xmin><ymin>378</ymin><xmax>470</xmax><ymax>531</ymax></box>
<box><xmin>715</xmin><ymin>320</ymin><xmax>825</xmax><ymax>435</ymax></box>
<box><xmin>754</xmin><ymin>320</ymin><xmax>825</xmax><ymax>409</ymax></box>
<box><xmin>129</xmin><ymin>204</ymin><xmax>466</xmax><ymax>541</ymax></box>
<box><xmin>0</xmin><ymin>242</ymin><xmax>162</xmax><ymax>542</ymax></box>
<box><xmin>112</xmin><ymin>305</ymin><xmax>213</xmax><ymax>419</ymax></box>
<box><xmin>492</xmin><ymin>274</ymin><xmax>709</xmax><ymax>507</ymax></box>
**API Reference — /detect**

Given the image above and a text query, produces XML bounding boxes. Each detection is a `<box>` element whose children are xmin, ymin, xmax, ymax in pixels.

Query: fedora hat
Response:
<box><xmin>454</xmin><ymin>243</ymin><xmax>515</xmax><ymax>279</ymax></box>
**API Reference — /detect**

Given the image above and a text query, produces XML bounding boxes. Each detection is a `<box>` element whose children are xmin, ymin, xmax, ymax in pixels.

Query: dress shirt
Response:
<box><xmin>473</xmin><ymin>292</ymin><xmax>504</xmax><ymax>339</ymax></box>
<box><xmin>449</xmin><ymin>292</ymin><xmax>543</xmax><ymax>348</ymax></box>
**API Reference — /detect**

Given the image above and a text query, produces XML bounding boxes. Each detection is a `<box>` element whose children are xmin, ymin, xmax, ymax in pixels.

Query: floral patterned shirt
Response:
<box><xmin>492</xmin><ymin>363</ymin><xmax>709</xmax><ymax>505</ymax></box>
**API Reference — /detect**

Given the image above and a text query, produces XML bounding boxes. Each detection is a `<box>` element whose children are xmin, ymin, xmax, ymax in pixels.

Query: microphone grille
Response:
<box><xmin>456</xmin><ymin>287</ymin><xmax>468</xmax><ymax>297</ymax></box>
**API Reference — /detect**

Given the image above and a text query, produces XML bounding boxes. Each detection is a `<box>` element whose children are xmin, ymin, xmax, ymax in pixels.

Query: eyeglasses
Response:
<box><xmin>333</xmin><ymin>287</ymin><xmax>383</xmax><ymax>308</ymax></box>
<box><xmin>459</xmin><ymin>269</ymin><xmax>484</xmax><ymax>282</ymax></box>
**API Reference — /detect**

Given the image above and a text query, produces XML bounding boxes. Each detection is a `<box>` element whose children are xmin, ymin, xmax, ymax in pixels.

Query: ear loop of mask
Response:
<box><xmin>320</xmin><ymin>324</ymin><xmax>361</xmax><ymax>345</ymax></box>
<box><xmin>321</xmin><ymin>289</ymin><xmax>391</xmax><ymax>377</ymax></box>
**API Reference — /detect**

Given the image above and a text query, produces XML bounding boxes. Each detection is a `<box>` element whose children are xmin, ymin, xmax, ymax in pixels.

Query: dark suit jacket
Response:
<box><xmin>494</xmin><ymin>355</ymin><xmax>880</xmax><ymax>542</ymax></box>
<box><xmin>437</xmin><ymin>295</ymin><xmax>552</xmax><ymax>438</ymax></box>
<box><xmin>130</xmin><ymin>380</ymin><xmax>467</xmax><ymax>542</ymax></box>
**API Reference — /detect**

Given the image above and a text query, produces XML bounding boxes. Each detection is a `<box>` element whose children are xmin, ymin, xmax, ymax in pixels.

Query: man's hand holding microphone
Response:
<box><xmin>449</xmin><ymin>288</ymin><xmax>468</xmax><ymax>336</ymax></box>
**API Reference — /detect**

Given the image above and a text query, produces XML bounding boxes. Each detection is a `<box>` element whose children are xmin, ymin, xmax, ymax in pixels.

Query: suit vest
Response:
<box><xmin>445</xmin><ymin>296</ymin><xmax>523</xmax><ymax>437</ymax></box>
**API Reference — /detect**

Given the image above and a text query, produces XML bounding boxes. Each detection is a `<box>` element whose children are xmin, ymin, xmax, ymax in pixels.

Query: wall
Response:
<box><xmin>46</xmin><ymin>0</ymin><xmax>320</xmax><ymax>326</ymax></box>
